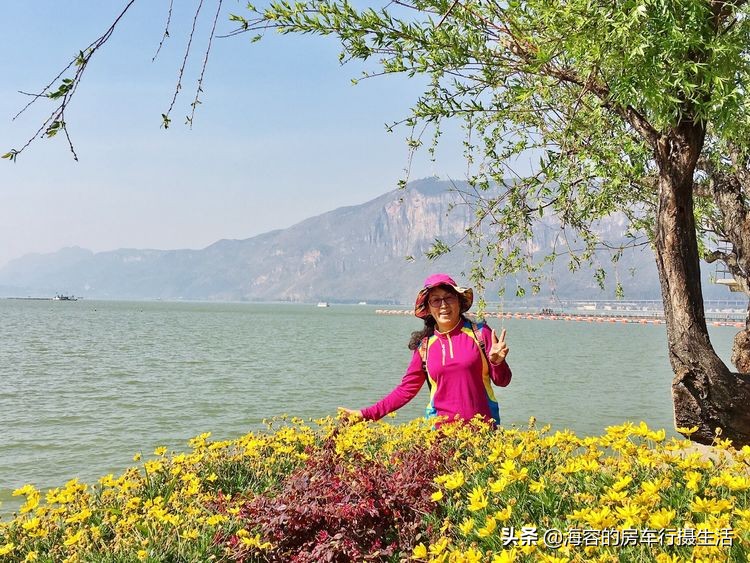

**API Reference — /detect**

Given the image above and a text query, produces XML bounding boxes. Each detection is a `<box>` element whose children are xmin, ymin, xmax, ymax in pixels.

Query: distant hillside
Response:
<box><xmin>0</xmin><ymin>178</ymin><xmax>738</xmax><ymax>304</ymax></box>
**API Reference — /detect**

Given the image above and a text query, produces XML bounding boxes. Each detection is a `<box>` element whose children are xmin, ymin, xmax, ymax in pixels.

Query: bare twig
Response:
<box><xmin>153</xmin><ymin>0</ymin><xmax>175</xmax><ymax>61</ymax></box>
<box><xmin>7</xmin><ymin>0</ymin><xmax>138</xmax><ymax>160</ymax></box>
<box><xmin>188</xmin><ymin>0</ymin><xmax>224</xmax><ymax>127</ymax></box>
<box><xmin>164</xmin><ymin>0</ymin><xmax>206</xmax><ymax>125</ymax></box>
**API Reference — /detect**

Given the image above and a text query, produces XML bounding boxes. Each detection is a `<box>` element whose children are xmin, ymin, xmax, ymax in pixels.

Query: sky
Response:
<box><xmin>0</xmin><ymin>1</ymin><xmax>469</xmax><ymax>269</ymax></box>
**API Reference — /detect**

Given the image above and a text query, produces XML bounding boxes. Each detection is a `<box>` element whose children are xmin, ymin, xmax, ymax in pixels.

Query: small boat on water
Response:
<box><xmin>317</xmin><ymin>301</ymin><xmax>330</xmax><ymax>308</ymax></box>
<box><xmin>53</xmin><ymin>294</ymin><xmax>78</xmax><ymax>301</ymax></box>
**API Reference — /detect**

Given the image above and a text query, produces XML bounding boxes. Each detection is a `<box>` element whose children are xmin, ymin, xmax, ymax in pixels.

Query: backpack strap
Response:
<box><xmin>418</xmin><ymin>336</ymin><xmax>431</xmax><ymax>390</ymax></box>
<box><xmin>470</xmin><ymin>321</ymin><xmax>490</xmax><ymax>366</ymax></box>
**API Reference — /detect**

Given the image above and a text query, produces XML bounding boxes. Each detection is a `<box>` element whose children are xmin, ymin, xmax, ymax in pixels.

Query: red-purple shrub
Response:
<box><xmin>223</xmin><ymin>440</ymin><xmax>449</xmax><ymax>562</ymax></box>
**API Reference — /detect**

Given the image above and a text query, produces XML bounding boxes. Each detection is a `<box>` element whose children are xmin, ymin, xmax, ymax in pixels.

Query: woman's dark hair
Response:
<box><xmin>408</xmin><ymin>313</ymin><xmax>469</xmax><ymax>350</ymax></box>
<box><xmin>408</xmin><ymin>316</ymin><xmax>436</xmax><ymax>350</ymax></box>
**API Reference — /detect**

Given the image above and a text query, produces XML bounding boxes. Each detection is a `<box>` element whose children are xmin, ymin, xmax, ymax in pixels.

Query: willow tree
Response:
<box><xmin>7</xmin><ymin>1</ymin><xmax>750</xmax><ymax>444</ymax></box>
<box><xmin>228</xmin><ymin>0</ymin><xmax>750</xmax><ymax>445</ymax></box>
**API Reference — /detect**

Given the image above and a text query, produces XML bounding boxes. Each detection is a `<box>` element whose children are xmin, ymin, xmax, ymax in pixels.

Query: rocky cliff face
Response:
<box><xmin>0</xmin><ymin>178</ymin><xmax>729</xmax><ymax>303</ymax></box>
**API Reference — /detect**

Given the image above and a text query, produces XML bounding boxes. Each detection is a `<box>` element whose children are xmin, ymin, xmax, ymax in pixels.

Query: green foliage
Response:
<box><xmin>426</xmin><ymin>238</ymin><xmax>451</xmax><ymax>259</ymax></box>
<box><xmin>1</xmin><ymin>150</ymin><xmax>18</xmax><ymax>162</ymax></box>
<box><xmin>44</xmin><ymin>121</ymin><xmax>65</xmax><ymax>138</ymax></box>
<box><xmin>232</xmin><ymin>0</ymin><xmax>750</xmax><ymax>299</ymax></box>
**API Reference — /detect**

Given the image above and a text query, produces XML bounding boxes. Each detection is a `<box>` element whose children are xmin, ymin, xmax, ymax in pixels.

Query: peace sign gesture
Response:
<box><xmin>489</xmin><ymin>328</ymin><xmax>509</xmax><ymax>365</ymax></box>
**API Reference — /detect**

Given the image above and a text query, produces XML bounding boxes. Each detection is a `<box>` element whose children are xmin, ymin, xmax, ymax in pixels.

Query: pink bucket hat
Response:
<box><xmin>414</xmin><ymin>273</ymin><xmax>474</xmax><ymax>319</ymax></box>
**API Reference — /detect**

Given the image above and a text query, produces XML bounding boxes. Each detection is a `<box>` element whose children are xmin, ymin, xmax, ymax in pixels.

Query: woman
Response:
<box><xmin>341</xmin><ymin>273</ymin><xmax>512</xmax><ymax>425</ymax></box>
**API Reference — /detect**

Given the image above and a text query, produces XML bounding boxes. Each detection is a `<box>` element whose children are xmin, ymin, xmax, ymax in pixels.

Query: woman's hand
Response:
<box><xmin>489</xmin><ymin>328</ymin><xmax>509</xmax><ymax>365</ymax></box>
<box><xmin>338</xmin><ymin>407</ymin><xmax>363</xmax><ymax>418</ymax></box>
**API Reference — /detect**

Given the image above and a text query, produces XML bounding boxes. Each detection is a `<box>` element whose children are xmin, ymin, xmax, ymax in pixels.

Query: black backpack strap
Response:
<box><xmin>419</xmin><ymin>336</ymin><xmax>431</xmax><ymax>390</ymax></box>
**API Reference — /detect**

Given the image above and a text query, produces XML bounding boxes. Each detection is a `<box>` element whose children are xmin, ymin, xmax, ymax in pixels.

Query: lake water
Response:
<box><xmin>0</xmin><ymin>299</ymin><xmax>739</xmax><ymax>516</ymax></box>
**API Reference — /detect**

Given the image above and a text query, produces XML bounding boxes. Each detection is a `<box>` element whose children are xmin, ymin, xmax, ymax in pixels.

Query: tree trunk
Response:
<box><xmin>709</xmin><ymin>149</ymin><xmax>750</xmax><ymax>375</ymax></box>
<box><xmin>655</xmin><ymin>129</ymin><xmax>750</xmax><ymax>447</ymax></box>
<box><xmin>732</xmin><ymin>304</ymin><xmax>750</xmax><ymax>374</ymax></box>
<box><xmin>733</xmin><ymin>330</ymin><xmax>750</xmax><ymax>374</ymax></box>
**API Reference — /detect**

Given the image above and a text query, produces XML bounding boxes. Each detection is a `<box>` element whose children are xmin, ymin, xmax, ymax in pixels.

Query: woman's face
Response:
<box><xmin>427</xmin><ymin>287</ymin><xmax>461</xmax><ymax>332</ymax></box>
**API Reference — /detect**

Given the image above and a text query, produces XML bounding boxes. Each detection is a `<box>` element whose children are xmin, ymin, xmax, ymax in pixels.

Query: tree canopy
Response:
<box><xmin>221</xmin><ymin>0</ymin><xmax>750</xmax><ymax>296</ymax></box>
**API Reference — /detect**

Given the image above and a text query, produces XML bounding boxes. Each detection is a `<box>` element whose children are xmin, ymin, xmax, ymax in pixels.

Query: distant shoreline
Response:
<box><xmin>375</xmin><ymin>309</ymin><xmax>746</xmax><ymax>328</ymax></box>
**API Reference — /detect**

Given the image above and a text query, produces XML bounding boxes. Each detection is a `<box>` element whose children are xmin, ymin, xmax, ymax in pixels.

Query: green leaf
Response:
<box><xmin>615</xmin><ymin>282</ymin><xmax>624</xmax><ymax>299</ymax></box>
<box><xmin>2</xmin><ymin>150</ymin><xmax>18</xmax><ymax>162</ymax></box>
<box><xmin>594</xmin><ymin>268</ymin><xmax>606</xmax><ymax>291</ymax></box>
<box><xmin>426</xmin><ymin>239</ymin><xmax>451</xmax><ymax>259</ymax></box>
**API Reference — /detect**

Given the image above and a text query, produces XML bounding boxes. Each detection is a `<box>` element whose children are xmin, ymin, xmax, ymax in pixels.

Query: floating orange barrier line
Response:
<box><xmin>373</xmin><ymin>310</ymin><xmax>744</xmax><ymax>328</ymax></box>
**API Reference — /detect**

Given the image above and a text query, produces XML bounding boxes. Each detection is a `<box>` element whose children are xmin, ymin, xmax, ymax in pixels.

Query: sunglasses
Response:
<box><xmin>428</xmin><ymin>294</ymin><xmax>458</xmax><ymax>308</ymax></box>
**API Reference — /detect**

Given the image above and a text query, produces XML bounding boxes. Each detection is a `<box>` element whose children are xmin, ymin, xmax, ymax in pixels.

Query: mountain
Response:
<box><xmin>0</xmin><ymin>177</ymin><xmax>738</xmax><ymax>303</ymax></box>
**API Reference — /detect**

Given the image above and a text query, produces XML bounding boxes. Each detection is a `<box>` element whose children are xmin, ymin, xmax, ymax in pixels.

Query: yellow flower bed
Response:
<box><xmin>0</xmin><ymin>416</ymin><xmax>748</xmax><ymax>562</ymax></box>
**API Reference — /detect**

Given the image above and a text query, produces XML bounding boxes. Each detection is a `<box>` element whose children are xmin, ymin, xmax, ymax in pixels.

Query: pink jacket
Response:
<box><xmin>361</xmin><ymin>320</ymin><xmax>511</xmax><ymax>424</ymax></box>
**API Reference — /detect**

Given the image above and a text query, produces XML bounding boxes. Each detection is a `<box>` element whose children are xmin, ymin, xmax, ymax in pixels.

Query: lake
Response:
<box><xmin>0</xmin><ymin>298</ymin><xmax>739</xmax><ymax>516</ymax></box>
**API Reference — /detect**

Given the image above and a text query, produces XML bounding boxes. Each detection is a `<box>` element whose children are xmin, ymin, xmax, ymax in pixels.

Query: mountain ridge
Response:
<box><xmin>0</xmin><ymin>178</ymin><xmax>736</xmax><ymax>304</ymax></box>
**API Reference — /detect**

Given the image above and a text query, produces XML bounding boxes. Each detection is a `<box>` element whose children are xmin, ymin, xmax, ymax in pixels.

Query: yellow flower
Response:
<box><xmin>23</xmin><ymin>551</ymin><xmax>39</xmax><ymax>562</ymax></box>
<box><xmin>429</xmin><ymin>537</ymin><xmax>449</xmax><ymax>556</ymax></box>
<box><xmin>478</xmin><ymin>515</ymin><xmax>497</xmax><ymax>537</ymax></box>
<box><xmin>144</xmin><ymin>460</ymin><xmax>164</xmax><ymax>474</ymax></box>
<box><xmin>615</xmin><ymin>503</ymin><xmax>643</xmax><ymax>527</ymax></box>
<box><xmin>529</xmin><ymin>479</ymin><xmax>545</xmax><ymax>493</ymax></box>
<box><xmin>63</xmin><ymin>529</ymin><xmax>84</xmax><ymax>547</ymax></box>
<box><xmin>648</xmin><ymin>508</ymin><xmax>676</xmax><ymax>529</ymax></box>
<box><xmin>412</xmin><ymin>543</ymin><xmax>427</xmax><ymax>559</ymax></box>
<box><xmin>0</xmin><ymin>543</ymin><xmax>16</xmax><ymax>557</ymax></box>
<box><xmin>641</xmin><ymin>479</ymin><xmax>665</xmax><ymax>497</ymax></box>
<box><xmin>12</xmin><ymin>484</ymin><xmax>40</xmax><ymax>514</ymax></box>
<box><xmin>492</xmin><ymin>549</ymin><xmax>517</xmax><ymax>563</ymax></box>
<box><xmin>489</xmin><ymin>477</ymin><xmax>509</xmax><ymax>494</ymax></box>
<box><xmin>685</xmin><ymin>471</ymin><xmax>702</xmax><ymax>491</ymax></box>
<box><xmin>611</xmin><ymin>475</ymin><xmax>632</xmax><ymax>492</ymax></box>
<box><xmin>690</xmin><ymin>496</ymin><xmax>732</xmax><ymax>514</ymax></box>
<box><xmin>240</xmin><ymin>533</ymin><xmax>273</xmax><ymax>549</ymax></box>
<box><xmin>459</xmin><ymin>517</ymin><xmax>475</xmax><ymax>535</ymax></box>
<box><xmin>468</xmin><ymin>485</ymin><xmax>488</xmax><ymax>512</ymax></box>
<box><xmin>727</xmin><ymin>475</ymin><xmax>750</xmax><ymax>491</ymax></box>
<box><xmin>444</xmin><ymin>471</ymin><xmax>465</xmax><ymax>490</ymax></box>
<box><xmin>431</xmin><ymin>490</ymin><xmax>444</xmax><ymax>502</ymax></box>
<box><xmin>494</xmin><ymin>505</ymin><xmax>513</xmax><ymax>522</ymax></box>
<box><xmin>586</xmin><ymin>506</ymin><xmax>615</xmax><ymax>528</ymax></box>
<box><xmin>22</xmin><ymin>517</ymin><xmax>40</xmax><ymax>532</ymax></box>
<box><xmin>499</xmin><ymin>459</ymin><xmax>517</xmax><ymax>476</ymax></box>
<box><xmin>206</xmin><ymin>514</ymin><xmax>228</xmax><ymax>526</ymax></box>
<box><xmin>463</xmin><ymin>547</ymin><xmax>483</xmax><ymax>563</ymax></box>
<box><xmin>578</xmin><ymin>458</ymin><xmax>600</xmax><ymax>472</ymax></box>
<box><xmin>646</xmin><ymin>429</ymin><xmax>666</xmax><ymax>442</ymax></box>
<box><xmin>601</xmin><ymin>489</ymin><xmax>628</xmax><ymax>504</ymax></box>
<box><xmin>154</xmin><ymin>446</ymin><xmax>167</xmax><ymax>456</ymax></box>
<box><xmin>66</xmin><ymin>507</ymin><xmax>92</xmax><ymax>524</ymax></box>
<box><xmin>569</xmin><ymin>507</ymin><xmax>591</xmax><ymax>523</ymax></box>
<box><xmin>126</xmin><ymin>496</ymin><xmax>142</xmax><ymax>510</ymax></box>
<box><xmin>133</xmin><ymin>452</ymin><xmax>142</xmax><ymax>461</ymax></box>
<box><xmin>137</xmin><ymin>550</ymin><xmax>148</xmax><ymax>561</ymax></box>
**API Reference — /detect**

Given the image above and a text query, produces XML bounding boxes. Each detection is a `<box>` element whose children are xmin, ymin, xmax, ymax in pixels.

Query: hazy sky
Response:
<box><xmin>0</xmin><ymin>1</ymin><xmax>469</xmax><ymax>268</ymax></box>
